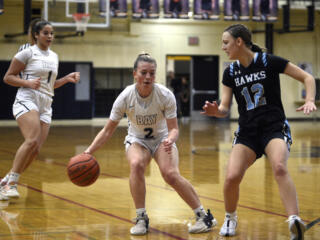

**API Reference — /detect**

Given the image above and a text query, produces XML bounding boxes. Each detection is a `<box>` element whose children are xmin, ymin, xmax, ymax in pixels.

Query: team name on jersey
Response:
<box><xmin>42</xmin><ymin>61</ymin><xmax>57</xmax><ymax>71</ymax></box>
<box><xmin>136</xmin><ymin>114</ymin><xmax>157</xmax><ymax>125</ymax></box>
<box><xmin>234</xmin><ymin>70</ymin><xmax>266</xmax><ymax>87</ymax></box>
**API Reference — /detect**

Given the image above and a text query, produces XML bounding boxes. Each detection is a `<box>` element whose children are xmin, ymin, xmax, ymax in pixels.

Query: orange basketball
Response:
<box><xmin>67</xmin><ymin>153</ymin><xmax>100</xmax><ymax>187</ymax></box>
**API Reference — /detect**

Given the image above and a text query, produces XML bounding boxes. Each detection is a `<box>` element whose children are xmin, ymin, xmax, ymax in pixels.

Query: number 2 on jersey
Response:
<box><xmin>241</xmin><ymin>83</ymin><xmax>266</xmax><ymax>111</ymax></box>
<box><xmin>144</xmin><ymin>128</ymin><xmax>154</xmax><ymax>139</ymax></box>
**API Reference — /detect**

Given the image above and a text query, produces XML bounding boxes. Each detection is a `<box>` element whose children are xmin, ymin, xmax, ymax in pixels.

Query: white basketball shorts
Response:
<box><xmin>124</xmin><ymin>134</ymin><xmax>177</xmax><ymax>156</ymax></box>
<box><xmin>12</xmin><ymin>88</ymin><xmax>53</xmax><ymax>124</ymax></box>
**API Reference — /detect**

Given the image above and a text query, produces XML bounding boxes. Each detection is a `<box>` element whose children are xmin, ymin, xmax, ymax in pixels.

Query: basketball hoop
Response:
<box><xmin>72</xmin><ymin>13</ymin><xmax>90</xmax><ymax>32</ymax></box>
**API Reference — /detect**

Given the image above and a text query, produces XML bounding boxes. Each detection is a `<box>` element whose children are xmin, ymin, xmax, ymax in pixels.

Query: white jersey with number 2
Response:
<box><xmin>110</xmin><ymin>83</ymin><xmax>177</xmax><ymax>139</ymax></box>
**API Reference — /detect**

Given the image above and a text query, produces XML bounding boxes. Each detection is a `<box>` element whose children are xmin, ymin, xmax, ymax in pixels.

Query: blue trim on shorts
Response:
<box><xmin>232</xmin><ymin>119</ymin><xmax>292</xmax><ymax>159</ymax></box>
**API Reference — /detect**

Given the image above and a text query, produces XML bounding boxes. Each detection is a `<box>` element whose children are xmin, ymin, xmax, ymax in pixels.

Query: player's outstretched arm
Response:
<box><xmin>85</xmin><ymin>119</ymin><xmax>119</xmax><ymax>155</ymax></box>
<box><xmin>54</xmin><ymin>72</ymin><xmax>80</xmax><ymax>89</ymax></box>
<box><xmin>284</xmin><ymin>62</ymin><xmax>317</xmax><ymax>115</ymax></box>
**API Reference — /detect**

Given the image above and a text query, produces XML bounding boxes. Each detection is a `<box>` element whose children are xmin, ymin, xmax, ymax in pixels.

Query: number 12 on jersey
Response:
<box><xmin>241</xmin><ymin>83</ymin><xmax>266</xmax><ymax>111</ymax></box>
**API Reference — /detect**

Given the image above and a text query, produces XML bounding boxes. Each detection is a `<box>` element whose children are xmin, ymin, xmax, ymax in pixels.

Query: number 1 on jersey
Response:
<box><xmin>47</xmin><ymin>71</ymin><xmax>52</xmax><ymax>83</ymax></box>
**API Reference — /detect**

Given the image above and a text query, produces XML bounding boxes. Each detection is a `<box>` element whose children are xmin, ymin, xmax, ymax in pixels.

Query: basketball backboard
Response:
<box><xmin>43</xmin><ymin>0</ymin><xmax>110</xmax><ymax>30</ymax></box>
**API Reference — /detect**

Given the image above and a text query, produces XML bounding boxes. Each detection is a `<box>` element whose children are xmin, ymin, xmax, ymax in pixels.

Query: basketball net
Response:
<box><xmin>72</xmin><ymin>13</ymin><xmax>90</xmax><ymax>32</ymax></box>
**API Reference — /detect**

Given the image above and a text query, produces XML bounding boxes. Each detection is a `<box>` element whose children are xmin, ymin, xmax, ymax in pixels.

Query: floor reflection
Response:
<box><xmin>0</xmin><ymin>120</ymin><xmax>319</xmax><ymax>239</ymax></box>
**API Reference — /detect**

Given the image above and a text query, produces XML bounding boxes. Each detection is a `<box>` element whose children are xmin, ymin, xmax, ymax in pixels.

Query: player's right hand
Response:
<box><xmin>28</xmin><ymin>77</ymin><xmax>41</xmax><ymax>89</ymax></box>
<box><xmin>201</xmin><ymin>101</ymin><xmax>219</xmax><ymax>116</ymax></box>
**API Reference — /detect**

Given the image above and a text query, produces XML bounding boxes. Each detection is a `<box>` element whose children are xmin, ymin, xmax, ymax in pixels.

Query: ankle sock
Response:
<box><xmin>8</xmin><ymin>172</ymin><xmax>20</xmax><ymax>185</ymax></box>
<box><xmin>193</xmin><ymin>205</ymin><xmax>206</xmax><ymax>217</ymax></box>
<box><xmin>136</xmin><ymin>208</ymin><xmax>146</xmax><ymax>217</ymax></box>
<box><xmin>226</xmin><ymin>211</ymin><xmax>237</xmax><ymax>219</ymax></box>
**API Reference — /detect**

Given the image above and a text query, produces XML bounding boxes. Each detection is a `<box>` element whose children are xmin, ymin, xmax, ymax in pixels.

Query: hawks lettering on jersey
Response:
<box><xmin>223</xmin><ymin>52</ymin><xmax>289</xmax><ymax>127</ymax></box>
<box><xmin>234</xmin><ymin>70</ymin><xmax>266</xmax><ymax>87</ymax></box>
<box><xmin>229</xmin><ymin>54</ymin><xmax>269</xmax><ymax>111</ymax></box>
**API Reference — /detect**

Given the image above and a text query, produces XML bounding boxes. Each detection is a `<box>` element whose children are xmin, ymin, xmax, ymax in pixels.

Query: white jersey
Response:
<box><xmin>18</xmin><ymin>43</ymin><xmax>31</xmax><ymax>52</ymax></box>
<box><xmin>18</xmin><ymin>43</ymin><xmax>32</xmax><ymax>78</ymax></box>
<box><xmin>14</xmin><ymin>45</ymin><xmax>59</xmax><ymax>97</ymax></box>
<box><xmin>110</xmin><ymin>83</ymin><xmax>177</xmax><ymax>139</ymax></box>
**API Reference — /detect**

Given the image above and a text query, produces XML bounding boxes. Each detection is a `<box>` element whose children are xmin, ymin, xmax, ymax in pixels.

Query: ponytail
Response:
<box><xmin>251</xmin><ymin>43</ymin><xmax>263</xmax><ymax>53</ymax></box>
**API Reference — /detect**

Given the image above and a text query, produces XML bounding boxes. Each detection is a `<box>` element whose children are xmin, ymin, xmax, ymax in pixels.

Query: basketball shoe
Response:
<box><xmin>0</xmin><ymin>192</ymin><xmax>9</xmax><ymax>201</ymax></box>
<box><xmin>1</xmin><ymin>185</ymin><xmax>20</xmax><ymax>198</ymax></box>
<box><xmin>219</xmin><ymin>213</ymin><xmax>238</xmax><ymax>236</ymax></box>
<box><xmin>287</xmin><ymin>215</ymin><xmax>305</xmax><ymax>240</ymax></box>
<box><xmin>130</xmin><ymin>212</ymin><xmax>149</xmax><ymax>235</ymax></box>
<box><xmin>0</xmin><ymin>175</ymin><xmax>9</xmax><ymax>187</ymax></box>
<box><xmin>188</xmin><ymin>209</ymin><xmax>217</xmax><ymax>233</ymax></box>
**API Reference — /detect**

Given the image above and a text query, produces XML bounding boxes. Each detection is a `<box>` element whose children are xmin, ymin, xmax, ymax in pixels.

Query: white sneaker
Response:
<box><xmin>188</xmin><ymin>209</ymin><xmax>217</xmax><ymax>233</ymax></box>
<box><xmin>130</xmin><ymin>213</ymin><xmax>149</xmax><ymax>235</ymax></box>
<box><xmin>0</xmin><ymin>180</ymin><xmax>7</xmax><ymax>187</ymax></box>
<box><xmin>219</xmin><ymin>214</ymin><xmax>238</xmax><ymax>236</ymax></box>
<box><xmin>0</xmin><ymin>192</ymin><xmax>9</xmax><ymax>201</ymax></box>
<box><xmin>1</xmin><ymin>185</ymin><xmax>20</xmax><ymax>198</ymax></box>
<box><xmin>0</xmin><ymin>175</ymin><xmax>9</xmax><ymax>187</ymax></box>
<box><xmin>288</xmin><ymin>215</ymin><xmax>305</xmax><ymax>240</ymax></box>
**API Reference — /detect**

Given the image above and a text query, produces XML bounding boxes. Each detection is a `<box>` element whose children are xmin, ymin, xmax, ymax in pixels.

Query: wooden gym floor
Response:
<box><xmin>0</xmin><ymin>120</ymin><xmax>319</xmax><ymax>240</ymax></box>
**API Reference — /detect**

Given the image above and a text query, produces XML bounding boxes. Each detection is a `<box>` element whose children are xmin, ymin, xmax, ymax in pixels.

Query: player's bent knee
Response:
<box><xmin>225</xmin><ymin>174</ymin><xmax>243</xmax><ymax>186</ymax></box>
<box><xmin>24</xmin><ymin>138</ymin><xmax>39</xmax><ymax>151</ymax></box>
<box><xmin>130</xmin><ymin>159</ymin><xmax>146</xmax><ymax>174</ymax></box>
<box><xmin>273</xmin><ymin>164</ymin><xmax>288</xmax><ymax>178</ymax></box>
<box><xmin>162</xmin><ymin>170</ymin><xmax>179</xmax><ymax>186</ymax></box>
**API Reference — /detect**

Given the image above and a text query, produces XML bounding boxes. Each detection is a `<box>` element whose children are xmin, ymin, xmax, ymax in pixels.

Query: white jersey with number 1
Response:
<box><xmin>14</xmin><ymin>44</ymin><xmax>59</xmax><ymax>97</ymax></box>
<box><xmin>110</xmin><ymin>83</ymin><xmax>177</xmax><ymax>139</ymax></box>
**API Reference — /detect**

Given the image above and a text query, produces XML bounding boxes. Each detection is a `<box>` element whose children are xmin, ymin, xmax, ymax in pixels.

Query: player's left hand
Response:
<box><xmin>162</xmin><ymin>138</ymin><xmax>174</xmax><ymax>154</ymax></box>
<box><xmin>296</xmin><ymin>100</ymin><xmax>317</xmax><ymax>115</ymax></box>
<box><xmin>66</xmin><ymin>72</ymin><xmax>80</xmax><ymax>83</ymax></box>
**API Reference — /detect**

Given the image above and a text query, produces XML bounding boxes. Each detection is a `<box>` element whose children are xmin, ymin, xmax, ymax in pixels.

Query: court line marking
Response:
<box><xmin>44</xmin><ymin>161</ymin><xmax>290</xmax><ymax>218</ymax></box>
<box><xmin>0</xmin><ymin>148</ymin><xmax>318</xmax><ymax>225</ymax></box>
<box><xmin>56</xmin><ymin>161</ymin><xmax>310</xmax><ymax>220</ymax></box>
<box><xmin>16</xmin><ymin>182</ymin><xmax>188</xmax><ymax>240</ymax></box>
<box><xmin>0</xmin><ymin>231</ymin><xmax>96</xmax><ymax>240</ymax></box>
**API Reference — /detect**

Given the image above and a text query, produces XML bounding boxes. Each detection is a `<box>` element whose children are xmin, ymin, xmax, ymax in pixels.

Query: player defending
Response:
<box><xmin>201</xmin><ymin>24</ymin><xmax>317</xmax><ymax>239</ymax></box>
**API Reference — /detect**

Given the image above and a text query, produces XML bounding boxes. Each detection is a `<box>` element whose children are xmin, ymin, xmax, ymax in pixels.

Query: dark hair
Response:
<box><xmin>133</xmin><ymin>53</ymin><xmax>157</xmax><ymax>71</ymax></box>
<box><xmin>28</xmin><ymin>18</ymin><xmax>42</xmax><ymax>43</ymax></box>
<box><xmin>224</xmin><ymin>24</ymin><xmax>263</xmax><ymax>53</ymax></box>
<box><xmin>31</xmin><ymin>20</ymin><xmax>52</xmax><ymax>43</ymax></box>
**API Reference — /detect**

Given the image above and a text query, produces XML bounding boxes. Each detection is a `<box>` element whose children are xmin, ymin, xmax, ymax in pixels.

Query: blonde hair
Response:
<box><xmin>133</xmin><ymin>52</ymin><xmax>157</xmax><ymax>70</ymax></box>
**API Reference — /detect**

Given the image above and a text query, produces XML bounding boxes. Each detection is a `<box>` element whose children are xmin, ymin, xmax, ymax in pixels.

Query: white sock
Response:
<box><xmin>8</xmin><ymin>172</ymin><xmax>20</xmax><ymax>185</ymax></box>
<box><xmin>193</xmin><ymin>205</ymin><xmax>206</xmax><ymax>217</ymax></box>
<box><xmin>226</xmin><ymin>211</ymin><xmax>237</xmax><ymax>219</ymax></box>
<box><xmin>288</xmin><ymin>215</ymin><xmax>300</xmax><ymax>221</ymax></box>
<box><xmin>136</xmin><ymin>208</ymin><xmax>146</xmax><ymax>217</ymax></box>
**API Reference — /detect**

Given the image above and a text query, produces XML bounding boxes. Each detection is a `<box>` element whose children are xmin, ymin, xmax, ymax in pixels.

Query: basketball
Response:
<box><xmin>67</xmin><ymin>153</ymin><xmax>100</xmax><ymax>187</ymax></box>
